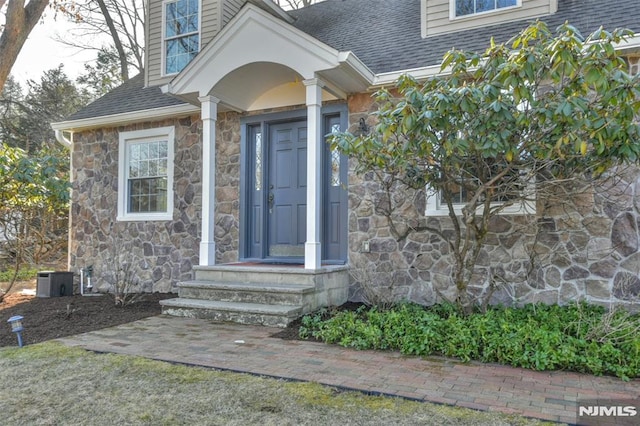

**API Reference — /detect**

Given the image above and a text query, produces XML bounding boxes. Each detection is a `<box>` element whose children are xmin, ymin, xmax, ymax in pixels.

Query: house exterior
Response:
<box><xmin>53</xmin><ymin>0</ymin><xmax>640</xmax><ymax>323</ymax></box>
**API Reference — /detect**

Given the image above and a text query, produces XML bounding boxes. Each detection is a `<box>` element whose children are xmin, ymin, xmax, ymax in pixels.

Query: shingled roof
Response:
<box><xmin>289</xmin><ymin>0</ymin><xmax>640</xmax><ymax>74</ymax></box>
<box><xmin>65</xmin><ymin>73</ymin><xmax>187</xmax><ymax>121</ymax></box>
<box><xmin>64</xmin><ymin>0</ymin><xmax>640</xmax><ymax>123</ymax></box>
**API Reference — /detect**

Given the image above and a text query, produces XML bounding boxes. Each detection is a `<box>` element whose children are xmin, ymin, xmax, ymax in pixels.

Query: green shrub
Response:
<box><xmin>0</xmin><ymin>266</ymin><xmax>39</xmax><ymax>282</ymax></box>
<box><xmin>299</xmin><ymin>302</ymin><xmax>640</xmax><ymax>380</ymax></box>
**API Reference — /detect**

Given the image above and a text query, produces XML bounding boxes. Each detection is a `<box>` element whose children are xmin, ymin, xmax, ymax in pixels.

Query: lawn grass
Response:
<box><xmin>0</xmin><ymin>342</ymin><xmax>552</xmax><ymax>425</ymax></box>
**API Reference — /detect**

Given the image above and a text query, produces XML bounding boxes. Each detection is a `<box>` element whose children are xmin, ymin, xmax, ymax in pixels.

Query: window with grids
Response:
<box><xmin>453</xmin><ymin>0</ymin><xmax>519</xmax><ymax>18</ymax></box>
<box><xmin>118</xmin><ymin>127</ymin><xmax>174</xmax><ymax>221</ymax></box>
<box><xmin>426</xmin><ymin>163</ymin><xmax>534</xmax><ymax>216</ymax></box>
<box><xmin>164</xmin><ymin>0</ymin><xmax>199</xmax><ymax>75</ymax></box>
<box><xmin>128</xmin><ymin>141</ymin><xmax>168</xmax><ymax>213</ymax></box>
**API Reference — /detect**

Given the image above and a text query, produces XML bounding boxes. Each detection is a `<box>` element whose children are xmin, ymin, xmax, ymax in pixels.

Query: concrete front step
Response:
<box><xmin>193</xmin><ymin>264</ymin><xmax>348</xmax><ymax>286</ymax></box>
<box><xmin>178</xmin><ymin>280</ymin><xmax>315</xmax><ymax>305</ymax></box>
<box><xmin>160</xmin><ymin>298</ymin><xmax>303</xmax><ymax>328</ymax></box>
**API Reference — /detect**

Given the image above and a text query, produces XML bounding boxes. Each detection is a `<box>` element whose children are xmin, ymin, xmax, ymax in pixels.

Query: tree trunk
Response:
<box><xmin>96</xmin><ymin>0</ymin><xmax>130</xmax><ymax>81</ymax></box>
<box><xmin>0</xmin><ymin>0</ymin><xmax>51</xmax><ymax>93</ymax></box>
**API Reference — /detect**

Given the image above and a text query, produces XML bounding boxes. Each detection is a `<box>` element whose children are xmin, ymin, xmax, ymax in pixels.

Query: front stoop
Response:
<box><xmin>160</xmin><ymin>264</ymin><xmax>349</xmax><ymax>328</ymax></box>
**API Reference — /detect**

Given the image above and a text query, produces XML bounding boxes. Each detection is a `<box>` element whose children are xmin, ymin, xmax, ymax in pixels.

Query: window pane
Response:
<box><xmin>166</xmin><ymin>35</ymin><xmax>198</xmax><ymax>74</ymax></box>
<box><xmin>149</xmin><ymin>141</ymin><xmax>158</xmax><ymax>159</ymax></box>
<box><xmin>128</xmin><ymin>177</ymin><xmax>168</xmax><ymax>213</ymax></box>
<box><xmin>456</xmin><ymin>0</ymin><xmax>475</xmax><ymax>16</ymax></box>
<box><xmin>255</xmin><ymin>131</ymin><xmax>262</xmax><ymax>191</ymax></box>
<box><xmin>497</xmin><ymin>0</ymin><xmax>517</xmax><ymax>7</ymax></box>
<box><xmin>166</xmin><ymin>57</ymin><xmax>177</xmax><ymax>74</ymax></box>
<box><xmin>176</xmin><ymin>0</ymin><xmax>187</xmax><ymax>17</ymax></box>
<box><xmin>188</xmin><ymin>0</ymin><xmax>198</xmax><ymax>14</ymax></box>
<box><xmin>329</xmin><ymin>121</ymin><xmax>341</xmax><ymax>187</ymax></box>
<box><xmin>129</xmin><ymin>160</ymin><xmax>139</xmax><ymax>178</ymax></box>
<box><xmin>139</xmin><ymin>144</ymin><xmax>148</xmax><ymax>160</ymax></box>
<box><xmin>159</xmin><ymin>159</ymin><xmax>168</xmax><ymax>176</ymax></box>
<box><xmin>165</xmin><ymin>2</ymin><xmax>177</xmax><ymax>37</ymax></box>
<box><xmin>149</xmin><ymin>161</ymin><xmax>158</xmax><ymax>177</ymax></box>
<box><xmin>139</xmin><ymin>160</ymin><xmax>149</xmax><ymax>177</ymax></box>
<box><xmin>476</xmin><ymin>0</ymin><xmax>493</xmax><ymax>12</ymax></box>
<box><xmin>158</xmin><ymin>141</ymin><xmax>168</xmax><ymax>157</ymax></box>
<box><xmin>187</xmin><ymin>34</ymin><xmax>199</xmax><ymax>52</ymax></box>
<box><xmin>130</xmin><ymin>144</ymin><xmax>140</xmax><ymax>161</ymax></box>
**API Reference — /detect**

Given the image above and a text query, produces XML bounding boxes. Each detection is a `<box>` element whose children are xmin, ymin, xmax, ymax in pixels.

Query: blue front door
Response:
<box><xmin>267</xmin><ymin>120</ymin><xmax>307</xmax><ymax>258</ymax></box>
<box><xmin>242</xmin><ymin>108</ymin><xmax>348</xmax><ymax>264</ymax></box>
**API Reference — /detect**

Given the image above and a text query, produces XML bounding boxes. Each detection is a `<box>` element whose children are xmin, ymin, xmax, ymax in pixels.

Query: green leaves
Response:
<box><xmin>331</xmin><ymin>20</ymin><xmax>640</xmax><ymax>313</ymax></box>
<box><xmin>300</xmin><ymin>303</ymin><xmax>640</xmax><ymax>379</ymax></box>
<box><xmin>333</xmin><ymin>19</ymin><xmax>640</xmax><ymax>196</ymax></box>
<box><xmin>0</xmin><ymin>143</ymin><xmax>69</xmax><ymax>213</ymax></box>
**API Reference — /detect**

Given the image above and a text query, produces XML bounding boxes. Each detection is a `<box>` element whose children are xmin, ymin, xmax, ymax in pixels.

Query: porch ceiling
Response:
<box><xmin>162</xmin><ymin>3</ymin><xmax>373</xmax><ymax>112</ymax></box>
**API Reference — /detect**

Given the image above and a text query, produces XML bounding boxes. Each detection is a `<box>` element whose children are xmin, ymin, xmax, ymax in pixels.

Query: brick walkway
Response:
<box><xmin>57</xmin><ymin>316</ymin><xmax>639</xmax><ymax>424</ymax></box>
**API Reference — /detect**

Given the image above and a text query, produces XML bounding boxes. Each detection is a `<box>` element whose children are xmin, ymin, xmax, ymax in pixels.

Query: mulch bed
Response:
<box><xmin>0</xmin><ymin>292</ymin><xmax>175</xmax><ymax>348</ymax></box>
<box><xmin>1</xmin><ymin>287</ymin><xmax>359</xmax><ymax>348</ymax></box>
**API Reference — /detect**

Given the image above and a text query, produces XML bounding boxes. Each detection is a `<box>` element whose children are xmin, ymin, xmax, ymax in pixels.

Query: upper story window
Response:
<box><xmin>164</xmin><ymin>0</ymin><xmax>199</xmax><ymax>75</ymax></box>
<box><xmin>453</xmin><ymin>0</ymin><xmax>520</xmax><ymax>18</ymax></box>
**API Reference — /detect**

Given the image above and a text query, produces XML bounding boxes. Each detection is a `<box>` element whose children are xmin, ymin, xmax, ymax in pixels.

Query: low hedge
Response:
<box><xmin>299</xmin><ymin>302</ymin><xmax>640</xmax><ymax>380</ymax></box>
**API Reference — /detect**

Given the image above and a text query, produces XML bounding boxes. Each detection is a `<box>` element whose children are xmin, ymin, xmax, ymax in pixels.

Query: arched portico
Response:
<box><xmin>163</xmin><ymin>4</ymin><xmax>372</xmax><ymax>269</ymax></box>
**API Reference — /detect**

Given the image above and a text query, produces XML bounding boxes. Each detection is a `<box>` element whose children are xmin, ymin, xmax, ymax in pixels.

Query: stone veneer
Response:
<box><xmin>70</xmin><ymin>113</ymin><xmax>241</xmax><ymax>292</ymax></box>
<box><xmin>345</xmin><ymin>92</ymin><xmax>640</xmax><ymax>310</ymax></box>
<box><xmin>70</xmin><ymin>94</ymin><xmax>640</xmax><ymax>310</ymax></box>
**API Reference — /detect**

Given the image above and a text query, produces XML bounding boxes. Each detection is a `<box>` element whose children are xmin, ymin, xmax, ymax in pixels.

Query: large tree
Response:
<box><xmin>332</xmin><ymin>22</ymin><xmax>640</xmax><ymax>314</ymax></box>
<box><xmin>0</xmin><ymin>65</ymin><xmax>90</xmax><ymax>152</ymax></box>
<box><xmin>58</xmin><ymin>0</ymin><xmax>144</xmax><ymax>81</ymax></box>
<box><xmin>0</xmin><ymin>0</ymin><xmax>52</xmax><ymax>93</ymax></box>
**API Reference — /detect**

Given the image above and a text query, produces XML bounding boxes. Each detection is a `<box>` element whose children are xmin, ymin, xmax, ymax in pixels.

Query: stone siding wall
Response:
<box><xmin>345</xmin><ymin>93</ymin><xmax>640</xmax><ymax>310</ymax></box>
<box><xmin>69</xmin><ymin>113</ymin><xmax>242</xmax><ymax>292</ymax></box>
<box><xmin>216</xmin><ymin>111</ymin><xmax>241</xmax><ymax>264</ymax></box>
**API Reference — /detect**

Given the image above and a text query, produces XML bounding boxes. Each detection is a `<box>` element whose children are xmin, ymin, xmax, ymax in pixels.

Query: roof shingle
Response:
<box><xmin>65</xmin><ymin>74</ymin><xmax>187</xmax><ymax>121</ymax></box>
<box><xmin>65</xmin><ymin>0</ymin><xmax>640</xmax><ymax>122</ymax></box>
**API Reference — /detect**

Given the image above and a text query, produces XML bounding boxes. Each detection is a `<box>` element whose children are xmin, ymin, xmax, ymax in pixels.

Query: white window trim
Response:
<box><xmin>161</xmin><ymin>0</ymin><xmax>202</xmax><ymax>77</ymax></box>
<box><xmin>628</xmin><ymin>55</ymin><xmax>640</xmax><ymax>75</ymax></box>
<box><xmin>425</xmin><ymin>186</ymin><xmax>536</xmax><ymax>217</ymax></box>
<box><xmin>117</xmin><ymin>126</ymin><xmax>175</xmax><ymax>222</ymax></box>
<box><xmin>449</xmin><ymin>0</ymin><xmax>522</xmax><ymax>21</ymax></box>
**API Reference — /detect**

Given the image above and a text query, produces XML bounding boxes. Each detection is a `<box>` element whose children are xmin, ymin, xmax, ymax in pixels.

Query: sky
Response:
<box><xmin>11</xmin><ymin>11</ymin><xmax>101</xmax><ymax>86</ymax></box>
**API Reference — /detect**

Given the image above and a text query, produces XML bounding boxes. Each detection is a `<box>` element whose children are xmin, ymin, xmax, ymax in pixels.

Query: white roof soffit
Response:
<box><xmin>50</xmin><ymin>103</ymin><xmax>200</xmax><ymax>133</ymax></box>
<box><xmin>164</xmin><ymin>4</ymin><xmax>373</xmax><ymax>104</ymax></box>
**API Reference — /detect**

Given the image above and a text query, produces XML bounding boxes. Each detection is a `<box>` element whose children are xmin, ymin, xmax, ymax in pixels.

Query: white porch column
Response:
<box><xmin>303</xmin><ymin>78</ymin><xmax>323</xmax><ymax>269</ymax></box>
<box><xmin>198</xmin><ymin>95</ymin><xmax>219</xmax><ymax>266</ymax></box>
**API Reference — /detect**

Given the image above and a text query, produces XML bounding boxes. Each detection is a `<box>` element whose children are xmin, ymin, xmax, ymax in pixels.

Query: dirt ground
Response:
<box><xmin>0</xmin><ymin>279</ymin><xmax>174</xmax><ymax>348</ymax></box>
<box><xmin>0</xmin><ymin>277</ymin><xmax>343</xmax><ymax>348</ymax></box>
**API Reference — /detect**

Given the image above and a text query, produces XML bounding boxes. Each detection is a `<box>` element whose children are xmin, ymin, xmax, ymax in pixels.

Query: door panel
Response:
<box><xmin>268</xmin><ymin>121</ymin><xmax>307</xmax><ymax>258</ymax></box>
<box><xmin>324</xmin><ymin>114</ymin><xmax>348</xmax><ymax>261</ymax></box>
<box><xmin>247</xmin><ymin>126</ymin><xmax>263</xmax><ymax>258</ymax></box>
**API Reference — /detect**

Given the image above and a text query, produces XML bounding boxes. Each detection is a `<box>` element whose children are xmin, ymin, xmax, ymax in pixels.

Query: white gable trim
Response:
<box><xmin>165</xmin><ymin>3</ymin><xmax>372</xmax><ymax>100</ymax></box>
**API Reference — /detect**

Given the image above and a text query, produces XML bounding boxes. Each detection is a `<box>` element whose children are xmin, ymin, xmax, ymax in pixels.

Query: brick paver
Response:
<box><xmin>57</xmin><ymin>316</ymin><xmax>639</xmax><ymax>424</ymax></box>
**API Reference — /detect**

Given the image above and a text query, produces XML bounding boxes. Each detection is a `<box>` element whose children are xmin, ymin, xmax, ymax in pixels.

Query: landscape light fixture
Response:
<box><xmin>7</xmin><ymin>315</ymin><xmax>25</xmax><ymax>348</ymax></box>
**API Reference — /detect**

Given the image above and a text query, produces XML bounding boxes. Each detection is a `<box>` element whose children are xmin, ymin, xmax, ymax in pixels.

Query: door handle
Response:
<box><xmin>268</xmin><ymin>192</ymin><xmax>274</xmax><ymax>208</ymax></box>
